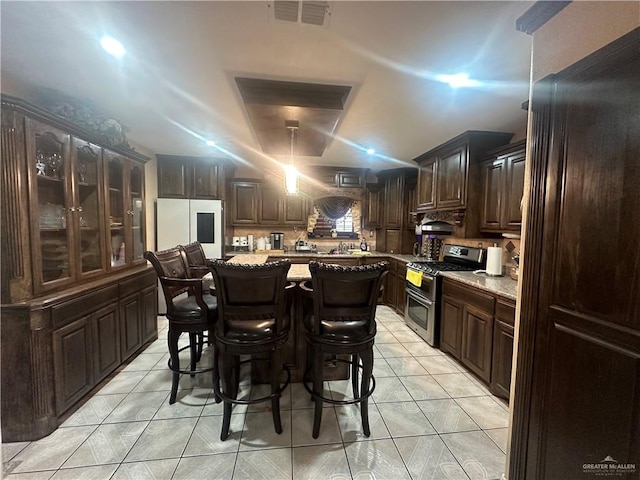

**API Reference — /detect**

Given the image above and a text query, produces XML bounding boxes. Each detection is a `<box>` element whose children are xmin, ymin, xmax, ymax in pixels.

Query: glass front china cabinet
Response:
<box><xmin>1</xmin><ymin>95</ymin><xmax>156</xmax><ymax>443</ymax></box>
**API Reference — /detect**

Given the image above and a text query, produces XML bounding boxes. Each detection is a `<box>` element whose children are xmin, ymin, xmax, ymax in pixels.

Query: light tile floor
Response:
<box><xmin>3</xmin><ymin>306</ymin><xmax>509</xmax><ymax>480</ymax></box>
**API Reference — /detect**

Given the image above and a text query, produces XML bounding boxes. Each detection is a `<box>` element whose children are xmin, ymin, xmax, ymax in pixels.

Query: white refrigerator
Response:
<box><xmin>156</xmin><ymin>198</ymin><xmax>224</xmax><ymax>313</ymax></box>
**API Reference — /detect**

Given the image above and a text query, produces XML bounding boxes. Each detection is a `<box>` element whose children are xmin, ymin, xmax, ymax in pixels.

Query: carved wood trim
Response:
<box><xmin>1</xmin><ymin>125</ymin><xmax>24</xmax><ymax>280</ymax></box>
<box><xmin>1</xmin><ymin>95</ymin><xmax>149</xmax><ymax>163</ymax></box>
<box><xmin>30</xmin><ymin>309</ymin><xmax>55</xmax><ymax>418</ymax></box>
<box><xmin>516</xmin><ymin>1</ymin><xmax>571</xmax><ymax>35</ymax></box>
<box><xmin>508</xmin><ymin>75</ymin><xmax>555</xmax><ymax>480</ymax></box>
<box><xmin>421</xmin><ymin>209</ymin><xmax>465</xmax><ymax>226</ymax></box>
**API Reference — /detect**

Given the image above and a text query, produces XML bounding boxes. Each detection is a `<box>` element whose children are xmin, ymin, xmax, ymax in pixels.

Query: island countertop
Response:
<box><xmin>226</xmin><ymin>254</ymin><xmax>311</xmax><ymax>281</ymax></box>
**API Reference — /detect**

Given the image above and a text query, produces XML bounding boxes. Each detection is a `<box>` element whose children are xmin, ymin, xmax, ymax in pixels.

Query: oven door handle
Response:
<box><xmin>406</xmin><ymin>288</ymin><xmax>433</xmax><ymax>307</ymax></box>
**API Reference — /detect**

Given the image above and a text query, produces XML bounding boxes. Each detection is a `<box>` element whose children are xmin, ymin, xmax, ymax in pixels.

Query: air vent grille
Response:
<box><xmin>273</xmin><ymin>1</ymin><xmax>299</xmax><ymax>23</ymax></box>
<box><xmin>301</xmin><ymin>1</ymin><xmax>328</xmax><ymax>26</ymax></box>
<box><xmin>271</xmin><ymin>1</ymin><xmax>330</xmax><ymax>27</ymax></box>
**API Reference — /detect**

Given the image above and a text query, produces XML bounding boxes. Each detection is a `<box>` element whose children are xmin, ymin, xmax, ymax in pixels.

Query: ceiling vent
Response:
<box><xmin>269</xmin><ymin>1</ymin><xmax>331</xmax><ymax>28</ymax></box>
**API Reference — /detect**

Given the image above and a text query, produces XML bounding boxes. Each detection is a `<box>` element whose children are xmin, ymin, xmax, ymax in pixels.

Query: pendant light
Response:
<box><xmin>285</xmin><ymin>120</ymin><xmax>299</xmax><ymax>195</ymax></box>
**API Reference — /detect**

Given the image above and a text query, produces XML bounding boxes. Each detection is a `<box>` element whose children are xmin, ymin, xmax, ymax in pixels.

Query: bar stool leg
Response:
<box><xmin>351</xmin><ymin>354</ymin><xmax>360</xmax><ymax>399</ymax></box>
<box><xmin>270</xmin><ymin>348</ymin><xmax>283</xmax><ymax>434</ymax></box>
<box><xmin>312</xmin><ymin>345</ymin><xmax>324</xmax><ymax>439</ymax></box>
<box><xmin>360</xmin><ymin>348</ymin><xmax>374</xmax><ymax>437</ymax></box>
<box><xmin>168</xmin><ymin>328</ymin><xmax>181</xmax><ymax>404</ymax></box>
<box><xmin>220</xmin><ymin>348</ymin><xmax>234</xmax><ymax>441</ymax></box>
<box><xmin>189</xmin><ymin>333</ymin><xmax>198</xmax><ymax>377</ymax></box>
<box><xmin>212</xmin><ymin>345</ymin><xmax>221</xmax><ymax>403</ymax></box>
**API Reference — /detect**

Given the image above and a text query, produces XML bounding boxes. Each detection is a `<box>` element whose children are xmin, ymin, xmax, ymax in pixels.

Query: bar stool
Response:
<box><xmin>144</xmin><ymin>247</ymin><xmax>218</xmax><ymax>404</ymax></box>
<box><xmin>179</xmin><ymin>241</ymin><xmax>214</xmax><ymax>359</ymax></box>
<box><xmin>300</xmin><ymin>260</ymin><xmax>388</xmax><ymax>438</ymax></box>
<box><xmin>208</xmin><ymin>259</ymin><xmax>294</xmax><ymax>441</ymax></box>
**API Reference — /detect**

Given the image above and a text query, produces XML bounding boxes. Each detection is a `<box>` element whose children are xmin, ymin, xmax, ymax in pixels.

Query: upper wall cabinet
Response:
<box><xmin>228</xmin><ymin>178</ymin><xmax>309</xmax><ymax>227</ymax></box>
<box><xmin>480</xmin><ymin>140</ymin><xmax>527</xmax><ymax>233</ymax></box>
<box><xmin>414</xmin><ymin>131</ymin><xmax>513</xmax><ymax>237</ymax></box>
<box><xmin>1</xmin><ymin>95</ymin><xmax>151</xmax><ymax>303</ymax></box>
<box><xmin>305</xmin><ymin>166</ymin><xmax>367</xmax><ymax>189</ymax></box>
<box><xmin>157</xmin><ymin>154</ymin><xmax>234</xmax><ymax>199</ymax></box>
<box><xmin>415</xmin><ymin>131</ymin><xmax>513</xmax><ymax>213</ymax></box>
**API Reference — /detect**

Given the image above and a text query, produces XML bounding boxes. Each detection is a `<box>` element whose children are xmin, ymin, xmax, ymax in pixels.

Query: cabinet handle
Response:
<box><xmin>77</xmin><ymin>206</ymin><xmax>83</xmax><ymax>212</ymax></box>
<box><xmin>68</xmin><ymin>206</ymin><xmax>76</xmax><ymax>212</ymax></box>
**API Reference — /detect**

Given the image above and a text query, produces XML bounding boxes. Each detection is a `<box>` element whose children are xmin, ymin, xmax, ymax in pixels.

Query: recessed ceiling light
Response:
<box><xmin>100</xmin><ymin>36</ymin><xmax>126</xmax><ymax>58</ymax></box>
<box><xmin>436</xmin><ymin>73</ymin><xmax>479</xmax><ymax>89</ymax></box>
<box><xmin>366</xmin><ymin>148</ymin><xmax>375</xmax><ymax>155</ymax></box>
<box><xmin>205</xmin><ymin>140</ymin><xmax>217</xmax><ymax>147</ymax></box>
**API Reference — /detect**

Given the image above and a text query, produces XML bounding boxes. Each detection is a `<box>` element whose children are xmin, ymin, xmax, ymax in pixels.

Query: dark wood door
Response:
<box><xmin>119</xmin><ymin>293</ymin><xmax>142</xmax><ymax>362</ymax></box>
<box><xmin>53</xmin><ymin>317</ymin><xmax>93</xmax><ymax>415</ymax></box>
<box><xmin>384</xmin><ymin>229</ymin><xmax>401</xmax><ymax>254</ymax></box>
<box><xmin>480</xmin><ymin>158</ymin><xmax>505</xmax><ymax>230</ymax></box>
<box><xmin>92</xmin><ymin>304</ymin><xmax>120</xmax><ymax>384</ymax></box>
<box><xmin>141</xmin><ymin>285</ymin><xmax>158</xmax><ymax>344</ymax></box>
<box><xmin>417</xmin><ymin>157</ymin><xmax>437</xmax><ymax>211</ymax></box>
<box><xmin>436</xmin><ymin>145</ymin><xmax>467</xmax><ymax>209</ymax></box>
<box><xmin>363</xmin><ymin>184</ymin><xmax>383</xmax><ymax>228</ymax></box>
<box><xmin>460</xmin><ymin>305</ymin><xmax>493</xmax><ymax>382</ymax></box>
<box><xmin>440</xmin><ymin>294</ymin><xmax>463</xmax><ymax>358</ymax></box>
<box><xmin>490</xmin><ymin>319</ymin><xmax>514</xmax><ymax>400</ymax></box>
<box><xmin>230</xmin><ymin>182</ymin><xmax>258</xmax><ymax>225</ymax></box>
<box><xmin>192</xmin><ymin>161</ymin><xmax>220</xmax><ymax>199</ymax></box>
<box><xmin>502</xmin><ymin>151</ymin><xmax>526</xmax><ymax>230</ymax></box>
<box><xmin>511</xmin><ymin>30</ymin><xmax>640</xmax><ymax>480</ymax></box>
<box><xmin>384</xmin><ymin>175</ymin><xmax>403</xmax><ymax>228</ymax></box>
<box><xmin>396</xmin><ymin>262</ymin><xmax>407</xmax><ymax>313</ymax></box>
<box><xmin>283</xmin><ymin>195</ymin><xmax>306</xmax><ymax>225</ymax></box>
<box><xmin>157</xmin><ymin>158</ymin><xmax>189</xmax><ymax>198</ymax></box>
<box><xmin>259</xmin><ymin>183</ymin><xmax>282</xmax><ymax>224</ymax></box>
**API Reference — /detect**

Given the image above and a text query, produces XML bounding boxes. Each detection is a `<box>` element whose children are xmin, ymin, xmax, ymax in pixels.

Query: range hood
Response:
<box><xmin>418</xmin><ymin>220</ymin><xmax>454</xmax><ymax>235</ymax></box>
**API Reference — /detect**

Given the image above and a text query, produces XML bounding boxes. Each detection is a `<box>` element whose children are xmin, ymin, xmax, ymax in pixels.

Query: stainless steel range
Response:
<box><xmin>405</xmin><ymin>244</ymin><xmax>486</xmax><ymax>346</ymax></box>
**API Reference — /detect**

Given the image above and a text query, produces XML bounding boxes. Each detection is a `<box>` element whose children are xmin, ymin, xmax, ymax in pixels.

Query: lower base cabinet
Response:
<box><xmin>1</xmin><ymin>266</ymin><xmax>158</xmax><ymax>442</ymax></box>
<box><xmin>441</xmin><ymin>277</ymin><xmax>515</xmax><ymax>400</ymax></box>
<box><xmin>490</xmin><ymin>300</ymin><xmax>516</xmax><ymax>399</ymax></box>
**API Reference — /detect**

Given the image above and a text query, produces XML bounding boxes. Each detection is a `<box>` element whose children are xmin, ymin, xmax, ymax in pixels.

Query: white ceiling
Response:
<box><xmin>1</xmin><ymin>1</ymin><xmax>533</xmax><ymax>174</ymax></box>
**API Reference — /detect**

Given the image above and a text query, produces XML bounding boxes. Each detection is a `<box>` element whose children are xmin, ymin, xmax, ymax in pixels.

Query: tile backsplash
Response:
<box><xmin>444</xmin><ymin>237</ymin><xmax>521</xmax><ymax>268</ymax></box>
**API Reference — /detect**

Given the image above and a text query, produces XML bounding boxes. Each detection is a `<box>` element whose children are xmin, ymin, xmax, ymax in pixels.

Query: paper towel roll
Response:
<box><xmin>486</xmin><ymin>246</ymin><xmax>503</xmax><ymax>276</ymax></box>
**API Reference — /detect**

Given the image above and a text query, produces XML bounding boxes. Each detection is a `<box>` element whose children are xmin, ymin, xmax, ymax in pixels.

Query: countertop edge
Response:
<box><xmin>440</xmin><ymin>271</ymin><xmax>518</xmax><ymax>301</ymax></box>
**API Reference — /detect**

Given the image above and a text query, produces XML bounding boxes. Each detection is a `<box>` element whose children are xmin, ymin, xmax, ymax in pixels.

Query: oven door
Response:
<box><xmin>405</xmin><ymin>287</ymin><xmax>438</xmax><ymax>346</ymax></box>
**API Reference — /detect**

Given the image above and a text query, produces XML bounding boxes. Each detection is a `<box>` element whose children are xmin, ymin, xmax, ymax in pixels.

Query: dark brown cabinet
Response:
<box><xmin>229</xmin><ymin>179</ymin><xmax>308</xmax><ymax>227</ymax></box>
<box><xmin>441</xmin><ymin>276</ymin><xmax>515</xmax><ymax>397</ymax></box>
<box><xmin>441</xmin><ymin>294</ymin><xmax>463</xmax><ymax>358</ymax></box>
<box><xmin>461</xmin><ymin>303</ymin><xmax>494</xmax><ymax>382</ymax></box>
<box><xmin>1</xmin><ymin>95</ymin><xmax>157</xmax><ymax>442</ymax></box>
<box><xmin>53</xmin><ymin>317</ymin><xmax>93</xmax><ymax>415</ymax></box>
<box><xmin>436</xmin><ymin>144</ymin><xmax>467</xmax><ymax>209</ymax></box>
<box><xmin>229</xmin><ymin>181</ymin><xmax>259</xmax><ymax>225</ymax></box>
<box><xmin>376</xmin><ymin>168</ymin><xmax>418</xmax><ymax>255</ymax></box>
<box><xmin>119</xmin><ymin>271</ymin><xmax>157</xmax><ymax>362</ymax></box>
<box><xmin>480</xmin><ymin>140</ymin><xmax>526</xmax><ymax>233</ymax></box>
<box><xmin>413</xmin><ymin>131</ymin><xmax>513</xmax><ymax>237</ymax></box>
<box><xmin>157</xmin><ymin>155</ymin><xmax>231</xmax><ymax>199</ymax></box>
<box><xmin>363</xmin><ymin>184</ymin><xmax>383</xmax><ymax>229</ymax></box>
<box><xmin>491</xmin><ymin>300</ymin><xmax>515</xmax><ymax>399</ymax></box>
<box><xmin>417</xmin><ymin>157</ymin><xmax>436</xmax><ymax>210</ymax></box>
<box><xmin>283</xmin><ymin>194</ymin><xmax>308</xmax><ymax>225</ymax></box>
<box><xmin>92</xmin><ymin>304</ymin><xmax>121</xmax><ymax>384</ymax></box>
<box><xmin>258</xmin><ymin>183</ymin><xmax>283</xmax><ymax>224</ymax></box>
<box><xmin>306</xmin><ymin>166</ymin><xmax>366</xmax><ymax>188</ymax></box>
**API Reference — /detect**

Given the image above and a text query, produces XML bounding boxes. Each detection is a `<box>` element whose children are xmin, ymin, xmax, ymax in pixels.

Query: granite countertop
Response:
<box><xmin>225</xmin><ymin>250</ymin><xmax>417</xmax><ymax>264</ymax></box>
<box><xmin>440</xmin><ymin>271</ymin><xmax>518</xmax><ymax>301</ymax></box>
<box><xmin>226</xmin><ymin>253</ymin><xmax>310</xmax><ymax>281</ymax></box>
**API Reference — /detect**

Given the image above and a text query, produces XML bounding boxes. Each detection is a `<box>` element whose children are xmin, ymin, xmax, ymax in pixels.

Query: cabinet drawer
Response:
<box><xmin>52</xmin><ymin>285</ymin><xmax>118</xmax><ymax>328</ymax></box>
<box><xmin>119</xmin><ymin>270</ymin><xmax>156</xmax><ymax>297</ymax></box>
<box><xmin>442</xmin><ymin>279</ymin><xmax>495</xmax><ymax>313</ymax></box>
<box><xmin>495</xmin><ymin>299</ymin><xmax>516</xmax><ymax>326</ymax></box>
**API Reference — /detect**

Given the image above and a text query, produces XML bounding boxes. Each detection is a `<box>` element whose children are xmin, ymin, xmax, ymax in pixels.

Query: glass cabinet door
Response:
<box><xmin>27</xmin><ymin>119</ymin><xmax>74</xmax><ymax>292</ymax></box>
<box><xmin>72</xmin><ymin>139</ymin><xmax>106</xmax><ymax>278</ymax></box>
<box><xmin>129</xmin><ymin>163</ymin><xmax>145</xmax><ymax>264</ymax></box>
<box><xmin>106</xmin><ymin>152</ymin><xmax>127</xmax><ymax>269</ymax></box>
